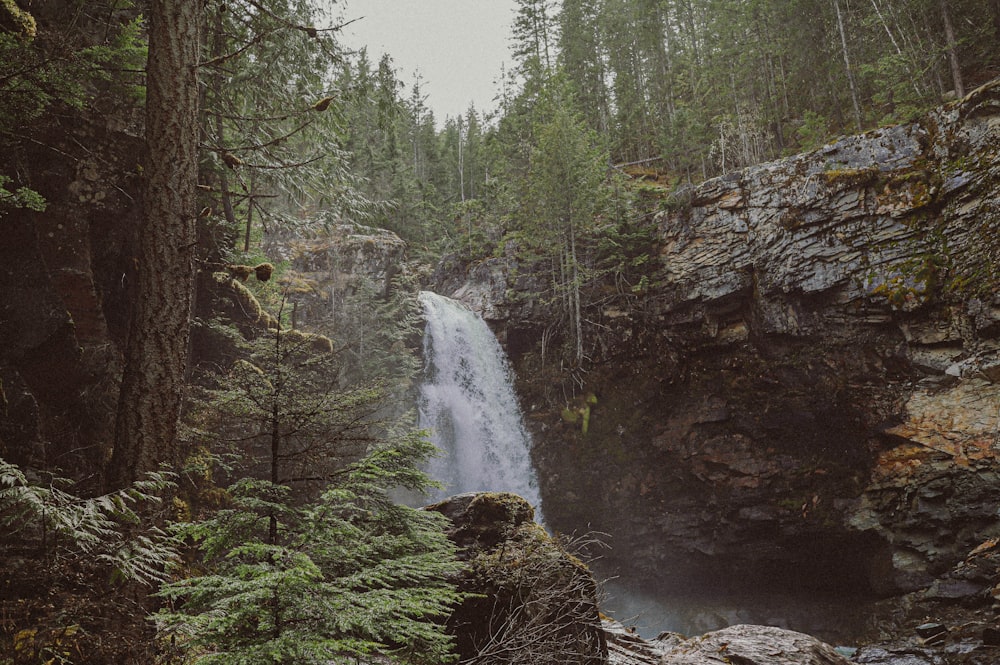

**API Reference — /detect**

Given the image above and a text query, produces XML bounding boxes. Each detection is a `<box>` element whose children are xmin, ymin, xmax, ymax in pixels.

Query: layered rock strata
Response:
<box><xmin>442</xmin><ymin>80</ymin><xmax>1000</xmax><ymax>637</ymax></box>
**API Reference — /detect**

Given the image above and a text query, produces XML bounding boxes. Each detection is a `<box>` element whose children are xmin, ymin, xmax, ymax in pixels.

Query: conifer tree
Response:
<box><xmin>522</xmin><ymin>85</ymin><xmax>613</xmax><ymax>363</ymax></box>
<box><xmin>156</xmin><ymin>325</ymin><xmax>463</xmax><ymax>664</ymax></box>
<box><xmin>558</xmin><ymin>0</ymin><xmax>609</xmax><ymax>134</ymax></box>
<box><xmin>111</xmin><ymin>0</ymin><xmax>201</xmax><ymax>487</ymax></box>
<box><xmin>512</xmin><ymin>0</ymin><xmax>557</xmax><ymax>80</ymax></box>
<box><xmin>155</xmin><ymin>450</ymin><xmax>462</xmax><ymax>664</ymax></box>
<box><xmin>200</xmin><ymin>0</ymin><xmax>375</xmax><ymax>256</ymax></box>
<box><xmin>537</xmin><ymin>0</ymin><xmax>1000</xmax><ymax>173</ymax></box>
<box><xmin>0</xmin><ymin>1</ymin><xmax>146</xmax><ymax>217</ymax></box>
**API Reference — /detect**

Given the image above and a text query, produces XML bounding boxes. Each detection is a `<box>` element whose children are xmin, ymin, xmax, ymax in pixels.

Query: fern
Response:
<box><xmin>0</xmin><ymin>458</ymin><xmax>179</xmax><ymax>586</ymax></box>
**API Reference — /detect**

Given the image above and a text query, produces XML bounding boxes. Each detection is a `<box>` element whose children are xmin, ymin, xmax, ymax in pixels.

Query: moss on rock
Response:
<box><xmin>427</xmin><ymin>492</ymin><xmax>606</xmax><ymax>664</ymax></box>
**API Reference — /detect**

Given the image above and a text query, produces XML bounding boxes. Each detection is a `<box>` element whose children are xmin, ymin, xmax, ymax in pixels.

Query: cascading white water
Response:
<box><xmin>418</xmin><ymin>291</ymin><xmax>543</xmax><ymax>519</ymax></box>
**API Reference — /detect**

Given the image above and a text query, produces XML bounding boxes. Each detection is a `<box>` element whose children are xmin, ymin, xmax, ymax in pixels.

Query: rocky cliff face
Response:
<box><xmin>0</xmin><ymin>117</ymin><xmax>142</xmax><ymax>481</ymax></box>
<box><xmin>441</xmin><ymin>79</ymin><xmax>1000</xmax><ymax>639</ymax></box>
<box><xmin>263</xmin><ymin>222</ymin><xmax>408</xmax><ymax>330</ymax></box>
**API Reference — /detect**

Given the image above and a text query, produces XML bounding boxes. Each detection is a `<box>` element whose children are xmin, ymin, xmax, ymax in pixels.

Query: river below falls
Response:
<box><xmin>597</xmin><ymin>570</ymin><xmax>878</xmax><ymax>644</ymax></box>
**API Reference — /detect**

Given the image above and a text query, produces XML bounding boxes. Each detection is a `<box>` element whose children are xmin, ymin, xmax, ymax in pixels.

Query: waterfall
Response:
<box><xmin>418</xmin><ymin>291</ymin><xmax>543</xmax><ymax>519</ymax></box>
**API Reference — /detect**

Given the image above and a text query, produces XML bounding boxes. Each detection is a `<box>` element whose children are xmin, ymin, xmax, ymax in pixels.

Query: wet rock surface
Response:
<box><xmin>663</xmin><ymin>624</ymin><xmax>853</xmax><ymax>664</ymax></box>
<box><xmin>263</xmin><ymin>221</ymin><xmax>408</xmax><ymax>329</ymax></box>
<box><xmin>606</xmin><ymin>620</ymin><xmax>853</xmax><ymax>665</ymax></box>
<box><xmin>603</xmin><ymin>619</ymin><xmax>682</xmax><ymax>665</ymax></box>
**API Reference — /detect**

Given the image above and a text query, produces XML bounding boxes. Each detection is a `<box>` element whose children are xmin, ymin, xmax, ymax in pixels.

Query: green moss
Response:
<box><xmin>172</xmin><ymin>496</ymin><xmax>191</xmax><ymax>522</ymax></box>
<box><xmin>866</xmin><ymin>253</ymin><xmax>944</xmax><ymax>310</ymax></box>
<box><xmin>0</xmin><ymin>0</ymin><xmax>37</xmax><ymax>39</ymax></box>
<box><xmin>213</xmin><ymin>271</ymin><xmax>284</xmax><ymax>330</ymax></box>
<box><xmin>821</xmin><ymin>165</ymin><xmax>880</xmax><ymax>188</ymax></box>
<box><xmin>562</xmin><ymin>393</ymin><xmax>598</xmax><ymax>435</ymax></box>
<box><xmin>876</xmin><ymin>169</ymin><xmax>941</xmax><ymax>211</ymax></box>
<box><xmin>776</xmin><ymin>497</ymin><xmax>803</xmax><ymax>512</ymax></box>
<box><xmin>253</xmin><ymin>262</ymin><xmax>274</xmax><ymax>282</ymax></box>
<box><xmin>278</xmin><ymin>328</ymin><xmax>334</xmax><ymax>354</ymax></box>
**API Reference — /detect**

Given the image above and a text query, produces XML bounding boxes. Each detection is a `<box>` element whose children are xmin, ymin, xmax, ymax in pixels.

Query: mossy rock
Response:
<box><xmin>427</xmin><ymin>492</ymin><xmax>606</xmax><ymax>664</ymax></box>
<box><xmin>427</xmin><ymin>492</ymin><xmax>536</xmax><ymax>554</ymax></box>
<box><xmin>820</xmin><ymin>165</ymin><xmax>881</xmax><ymax>188</ymax></box>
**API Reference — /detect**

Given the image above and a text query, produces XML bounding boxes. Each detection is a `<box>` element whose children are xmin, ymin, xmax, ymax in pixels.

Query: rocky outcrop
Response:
<box><xmin>603</xmin><ymin>619</ymin><xmax>682</xmax><ymax>665</ymax></box>
<box><xmin>605</xmin><ymin>620</ymin><xmax>854</xmax><ymax>665</ymax></box>
<box><xmin>263</xmin><ymin>222</ymin><xmax>408</xmax><ymax>331</ymax></box>
<box><xmin>663</xmin><ymin>624</ymin><xmax>852</xmax><ymax>664</ymax></box>
<box><xmin>0</xmin><ymin>118</ymin><xmax>141</xmax><ymax>479</ymax></box>
<box><xmin>849</xmin><ymin>537</ymin><xmax>1000</xmax><ymax>663</ymax></box>
<box><xmin>428</xmin><ymin>492</ymin><xmax>607</xmax><ymax>665</ymax></box>
<box><xmin>433</xmin><ymin>494</ymin><xmax>861</xmax><ymax>665</ymax></box>
<box><xmin>441</xmin><ymin>79</ymin><xmax>1000</xmax><ymax>639</ymax></box>
<box><xmin>433</xmin><ymin>255</ymin><xmax>515</xmax><ymax>322</ymax></box>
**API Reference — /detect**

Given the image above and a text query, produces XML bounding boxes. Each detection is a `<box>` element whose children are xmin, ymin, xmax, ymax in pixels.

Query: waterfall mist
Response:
<box><xmin>417</xmin><ymin>291</ymin><xmax>543</xmax><ymax>519</ymax></box>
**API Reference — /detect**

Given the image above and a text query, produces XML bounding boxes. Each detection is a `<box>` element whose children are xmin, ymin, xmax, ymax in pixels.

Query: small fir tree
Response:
<box><xmin>157</xmin><ymin>316</ymin><xmax>463</xmax><ymax>664</ymax></box>
<box><xmin>155</xmin><ymin>441</ymin><xmax>463</xmax><ymax>664</ymax></box>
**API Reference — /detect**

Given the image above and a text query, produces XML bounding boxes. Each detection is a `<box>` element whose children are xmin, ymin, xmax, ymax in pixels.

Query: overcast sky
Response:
<box><xmin>338</xmin><ymin>0</ymin><xmax>518</xmax><ymax>122</ymax></box>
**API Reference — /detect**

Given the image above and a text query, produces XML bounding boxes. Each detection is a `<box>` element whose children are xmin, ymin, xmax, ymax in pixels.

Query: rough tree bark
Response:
<box><xmin>993</xmin><ymin>0</ymin><xmax>1000</xmax><ymax>48</ymax></box>
<box><xmin>109</xmin><ymin>0</ymin><xmax>201</xmax><ymax>488</ymax></box>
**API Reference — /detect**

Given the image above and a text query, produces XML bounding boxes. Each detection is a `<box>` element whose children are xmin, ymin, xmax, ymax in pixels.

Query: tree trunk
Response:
<box><xmin>457</xmin><ymin>115</ymin><xmax>465</xmax><ymax>203</ymax></box>
<box><xmin>869</xmin><ymin>0</ymin><xmax>923</xmax><ymax>98</ymax></box>
<box><xmin>834</xmin><ymin>0</ymin><xmax>864</xmax><ymax>132</ymax></box>
<box><xmin>269</xmin><ymin>408</ymin><xmax>280</xmax><ymax>544</ymax></box>
<box><xmin>211</xmin><ymin>11</ymin><xmax>238</xmax><ymax>234</ymax></box>
<box><xmin>939</xmin><ymin>0</ymin><xmax>964</xmax><ymax>98</ymax></box>
<box><xmin>992</xmin><ymin>0</ymin><xmax>1000</xmax><ymax>46</ymax></box>
<box><xmin>569</xmin><ymin>223</ymin><xmax>583</xmax><ymax>363</ymax></box>
<box><xmin>243</xmin><ymin>169</ymin><xmax>257</xmax><ymax>253</ymax></box>
<box><xmin>109</xmin><ymin>0</ymin><xmax>201</xmax><ymax>488</ymax></box>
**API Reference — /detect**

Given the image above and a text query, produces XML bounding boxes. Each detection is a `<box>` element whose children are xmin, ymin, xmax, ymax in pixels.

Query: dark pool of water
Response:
<box><xmin>599</xmin><ymin>576</ymin><xmax>878</xmax><ymax>646</ymax></box>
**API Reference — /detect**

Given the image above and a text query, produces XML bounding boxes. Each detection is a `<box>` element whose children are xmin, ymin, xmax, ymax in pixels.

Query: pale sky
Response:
<box><xmin>338</xmin><ymin>0</ymin><xmax>518</xmax><ymax>122</ymax></box>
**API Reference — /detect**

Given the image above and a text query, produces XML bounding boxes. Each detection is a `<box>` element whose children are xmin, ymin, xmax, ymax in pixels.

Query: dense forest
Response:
<box><xmin>344</xmin><ymin>0</ymin><xmax>1000</xmax><ymax>245</ymax></box>
<box><xmin>1</xmin><ymin>0</ymin><xmax>999</xmax><ymax>662</ymax></box>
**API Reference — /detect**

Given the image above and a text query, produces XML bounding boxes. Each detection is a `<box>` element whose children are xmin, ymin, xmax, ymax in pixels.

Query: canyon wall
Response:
<box><xmin>2</xmin><ymin>69</ymin><xmax>997</xmax><ymax>649</ymax></box>
<box><xmin>446</xmin><ymin>80</ymin><xmax>1000</xmax><ymax>609</ymax></box>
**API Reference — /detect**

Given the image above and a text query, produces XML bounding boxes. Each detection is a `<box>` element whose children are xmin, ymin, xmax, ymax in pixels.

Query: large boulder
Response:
<box><xmin>663</xmin><ymin>624</ymin><xmax>851</xmax><ymax>665</ymax></box>
<box><xmin>604</xmin><ymin>621</ymin><xmax>852</xmax><ymax>665</ymax></box>
<box><xmin>427</xmin><ymin>492</ymin><xmax>607</xmax><ymax>665</ymax></box>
